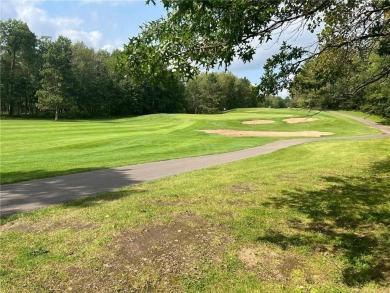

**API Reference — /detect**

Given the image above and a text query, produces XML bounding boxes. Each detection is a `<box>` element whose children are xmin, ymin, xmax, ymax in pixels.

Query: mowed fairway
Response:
<box><xmin>1</xmin><ymin>138</ymin><xmax>389</xmax><ymax>292</ymax></box>
<box><xmin>0</xmin><ymin>108</ymin><xmax>381</xmax><ymax>184</ymax></box>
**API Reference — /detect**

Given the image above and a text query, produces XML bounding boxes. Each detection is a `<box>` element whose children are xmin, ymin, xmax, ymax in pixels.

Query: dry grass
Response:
<box><xmin>283</xmin><ymin>118</ymin><xmax>319</xmax><ymax>124</ymax></box>
<box><xmin>202</xmin><ymin>129</ymin><xmax>334</xmax><ymax>137</ymax></box>
<box><xmin>242</xmin><ymin>120</ymin><xmax>275</xmax><ymax>125</ymax></box>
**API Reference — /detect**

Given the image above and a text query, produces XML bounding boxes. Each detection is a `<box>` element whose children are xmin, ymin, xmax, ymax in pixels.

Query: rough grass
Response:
<box><xmin>339</xmin><ymin>110</ymin><xmax>385</xmax><ymax>123</ymax></box>
<box><xmin>0</xmin><ymin>108</ymin><xmax>380</xmax><ymax>184</ymax></box>
<box><xmin>1</xmin><ymin>138</ymin><xmax>389</xmax><ymax>292</ymax></box>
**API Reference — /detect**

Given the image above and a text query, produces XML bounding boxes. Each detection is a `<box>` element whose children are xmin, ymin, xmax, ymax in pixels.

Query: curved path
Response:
<box><xmin>1</xmin><ymin>112</ymin><xmax>389</xmax><ymax>217</ymax></box>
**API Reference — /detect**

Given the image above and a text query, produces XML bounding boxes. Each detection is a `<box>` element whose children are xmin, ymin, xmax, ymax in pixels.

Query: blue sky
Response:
<box><xmin>1</xmin><ymin>0</ymin><xmax>317</xmax><ymax>94</ymax></box>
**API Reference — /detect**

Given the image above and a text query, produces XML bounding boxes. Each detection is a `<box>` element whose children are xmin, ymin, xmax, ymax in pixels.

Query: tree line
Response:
<box><xmin>124</xmin><ymin>0</ymin><xmax>389</xmax><ymax>122</ymax></box>
<box><xmin>1</xmin><ymin>19</ymin><xmax>261</xmax><ymax>120</ymax></box>
<box><xmin>289</xmin><ymin>49</ymin><xmax>389</xmax><ymax>121</ymax></box>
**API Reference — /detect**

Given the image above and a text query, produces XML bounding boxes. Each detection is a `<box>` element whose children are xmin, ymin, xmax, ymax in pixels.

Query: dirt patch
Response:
<box><xmin>238</xmin><ymin>245</ymin><xmax>310</xmax><ymax>285</ymax></box>
<box><xmin>202</xmin><ymin>129</ymin><xmax>333</xmax><ymax>137</ymax></box>
<box><xmin>148</xmin><ymin>198</ymin><xmax>180</xmax><ymax>207</ymax></box>
<box><xmin>51</xmin><ymin>213</ymin><xmax>229</xmax><ymax>292</ymax></box>
<box><xmin>242</xmin><ymin>120</ymin><xmax>275</xmax><ymax>125</ymax></box>
<box><xmin>0</xmin><ymin>219</ymin><xmax>98</xmax><ymax>233</ymax></box>
<box><xmin>231</xmin><ymin>184</ymin><xmax>255</xmax><ymax>193</ymax></box>
<box><xmin>283</xmin><ymin>117</ymin><xmax>318</xmax><ymax>124</ymax></box>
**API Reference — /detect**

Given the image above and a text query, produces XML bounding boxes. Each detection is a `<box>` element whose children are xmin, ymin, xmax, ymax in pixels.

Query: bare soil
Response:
<box><xmin>0</xmin><ymin>219</ymin><xmax>98</xmax><ymax>233</ymax></box>
<box><xmin>48</xmin><ymin>213</ymin><xmax>230</xmax><ymax>292</ymax></box>
<box><xmin>238</xmin><ymin>245</ymin><xmax>307</xmax><ymax>284</ymax></box>
<box><xmin>242</xmin><ymin>120</ymin><xmax>275</xmax><ymax>125</ymax></box>
<box><xmin>283</xmin><ymin>118</ymin><xmax>318</xmax><ymax>124</ymax></box>
<box><xmin>202</xmin><ymin>129</ymin><xmax>333</xmax><ymax>137</ymax></box>
<box><xmin>238</xmin><ymin>243</ymin><xmax>341</xmax><ymax>287</ymax></box>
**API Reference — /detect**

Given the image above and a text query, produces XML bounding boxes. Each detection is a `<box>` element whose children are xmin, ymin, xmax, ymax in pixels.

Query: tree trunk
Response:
<box><xmin>55</xmin><ymin>106</ymin><xmax>59</xmax><ymax>121</ymax></box>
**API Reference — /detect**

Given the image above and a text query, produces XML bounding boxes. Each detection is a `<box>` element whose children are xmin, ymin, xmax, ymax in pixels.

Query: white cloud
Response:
<box><xmin>1</xmin><ymin>0</ymin><xmax>107</xmax><ymax>49</ymax></box>
<box><xmin>229</xmin><ymin>21</ymin><xmax>319</xmax><ymax>73</ymax></box>
<box><xmin>9</xmin><ymin>0</ymin><xmax>83</xmax><ymax>35</ymax></box>
<box><xmin>277</xmin><ymin>88</ymin><xmax>290</xmax><ymax>98</ymax></box>
<box><xmin>51</xmin><ymin>17</ymin><xmax>83</xmax><ymax>28</ymax></box>
<box><xmin>101</xmin><ymin>39</ymin><xmax>124</xmax><ymax>52</ymax></box>
<box><xmin>223</xmin><ymin>21</ymin><xmax>320</xmax><ymax>86</ymax></box>
<box><xmin>1</xmin><ymin>1</ymin><xmax>18</xmax><ymax>19</ymax></box>
<box><xmin>229</xmin><ymin>45</ymin><xmax>277</xmax><ymax>72</ymax></box>
<box><xmin>58</xmin><ymin>29</ymin><xmax>103</xmax><ymax>48</ymax></box>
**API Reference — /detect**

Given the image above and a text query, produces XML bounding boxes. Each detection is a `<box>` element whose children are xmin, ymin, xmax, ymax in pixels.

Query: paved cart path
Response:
<box><xmin>1</xmin><ymin>112</ymin><xmax>389</xmax><ymax>217</ymax></box>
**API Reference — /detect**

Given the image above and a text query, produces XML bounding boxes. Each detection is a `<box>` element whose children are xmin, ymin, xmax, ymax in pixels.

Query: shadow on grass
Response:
<box><xmin>63</xmin><ymin>187</ymin><xmax>148</xmax><ymax>209</ymax></box>
<box><xmin>1</xmin><ymin>168</ymin><xmax>100</xmax><ymax>185</ymax></box>
<box><xmin>260</xmin><ymin>157</ymin><xmax>390</xmax><ymax>287</ymax></box>
<box><xmin>1</xmin><ymin>167</ymin><xmax>145</xmax><ymax>218</ymax></box>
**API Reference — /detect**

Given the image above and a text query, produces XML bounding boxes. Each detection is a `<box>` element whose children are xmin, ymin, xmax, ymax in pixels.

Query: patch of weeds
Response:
<box><xmin>181</xmin><ymin>265</ymin><xmax>219</xmax><ymax>292</ymax></box>
<box><xmin>28</xmin><ymin>248</ymin><xmax>49</xmax><ymax>257</ymax></box>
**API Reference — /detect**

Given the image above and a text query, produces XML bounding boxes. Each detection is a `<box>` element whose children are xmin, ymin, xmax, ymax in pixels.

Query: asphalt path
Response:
<box><xmin>1</xmin><ymin>112</ymin><xmax>389</xmax><ymax>217</ymax></box>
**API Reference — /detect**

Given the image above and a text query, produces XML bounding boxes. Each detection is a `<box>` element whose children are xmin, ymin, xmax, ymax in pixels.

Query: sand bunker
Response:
<box><xmin>202</xmin><ymin>129</ymin><xmax>333</xmax><ymax>137</ymax></box>
<box><xmin>283</xmin><ymin>117</ymin><xmax>318</xmax><ymax>124</ymax></box>
<box><xmin>242</xmin><ymin>120</ymin><xmax>275</xmax><ymax>125</ymax></box>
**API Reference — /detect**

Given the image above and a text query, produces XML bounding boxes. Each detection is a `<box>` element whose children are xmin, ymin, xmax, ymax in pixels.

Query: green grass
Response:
<box><xmin>339</xmin><ymin>110</ymin><xmax>385</xmax><ymax>123</ymax></box>
<box><xmin>1</xmin><ymin>138</ymin><xmax>389</xmax><ymax>292</ymax></box>
<box><xmin>0</xmin><ymin>108</ymin><xmax>380</xmax><ymax>184</ymax></box>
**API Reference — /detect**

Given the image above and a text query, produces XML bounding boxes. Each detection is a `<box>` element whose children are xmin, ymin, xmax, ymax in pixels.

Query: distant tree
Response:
<box><xmin>185</xmin><ymin>73</ymin><xmax>223</xmax><ymax>114</ymax></box>
<box><xmin>0</xmin><ymin>19</ymin><xmax>37</xmax><ymax>116</ymax></box>
<box><xmin>71</xmin><ymin>42</ymin><xmax>96</xmax><ymax>115</ymax></box>
<box><xmin>119</xmin><ymin>35</ymin><xmax>186</xmax><ymax>115</ymax></box>
<box><xmin>260</xmin><ymin>96</ymin><xmax>288</xmax><ymax>109</ymax></box>
<box><xmin>184</xmin><ymin>72</ymin><xmax>255</xmax><ymax>113</ymax></box>
<box><xmin>71</xmin><ymin>42</ymin><xmax>115</xmax><ymax>117</ymax></box>
<box><xmin>362</xmin><ymin>54</ymin><xmax>390</xmax><ymax>120</ymax></box>
<box><xmin>290</xmin><ymin>49</ymin><xmax>389</xmax><ymax>120</ymax></box>
<box><xmin>234</xmin><ymin>77</ymin><xmax>257</xmax><ymax>108</ymax></box>
<box><xmin>36</xmin><ymin>36</ymin><xmax>74</xmax><ymax>121</ymax></box>
<box><xmin>124</xmin><ymin>0</ymin><xmax>389</xmax><ymax>104</ymax></box>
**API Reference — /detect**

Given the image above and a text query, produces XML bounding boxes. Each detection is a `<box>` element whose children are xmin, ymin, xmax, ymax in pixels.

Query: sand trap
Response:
<box><xmin>283</xmin><ymin>117</ymin><xmax>318</xmax><ymax>124</ymax></box>
<box><xmin>242</xmin><ymin>120</ymin><xmax>275</xmax><ymax>125</ymax></box>
<box><xmin>202</xmin><ymin>129</ymin><xmax>333</xmax><ymax>137</ymax></box>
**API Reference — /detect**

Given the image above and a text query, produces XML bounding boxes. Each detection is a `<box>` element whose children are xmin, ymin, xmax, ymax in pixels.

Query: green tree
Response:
<box><xmin>36</xmin><ymin>36</ymin><xmax>74</xmax><ymax>121</ymax></box>
<box><xmin>260</xmin><ymin>96</ymin><xmax>288</xmax><ymax>109</ymax></box>
<box><xmin>234</xmin><ymin>77</ymin><xmax>256</xmax><ymax>108</ymax></box>
<box><xmin>71</xmin><ymin>42</ymin><xmax>116</xmax><ymax>117</ymax></box>
<box><xmin>0</xmin><ymin>19</ymin><xmax>37</xmax><ymax>116</ymax></box>
<box><xmin>362</xmin><ymin>54</ymin><xmax>390</xmax><ymax>120</ymax></box>
<box><xmin>290</xmin><ymin>49</ymin><xmax>390</xmax><ymax>120</ymax></box>
<box><xmin>184</xmin><ymin>72</ymin><xmax>255</xmax><ymax>113</ymax></box>
<box><xmin>125</xmin><ymin>0</ymin><xmax>389</xmax><ymax>98</ymax></box>
<box><xmin>185</xmin><ymin>73</ymin><xmax>222</xmax><ymax>114</ymax></box>
<box><xmin>217</xmin><ymin>72</ymin><xmax>236</xmax><ymax>109</ymax></box>
<box><xmin>119</xmin><ymin>32</ymin><xmax>186</xmax><ymax>115</ymax></box>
